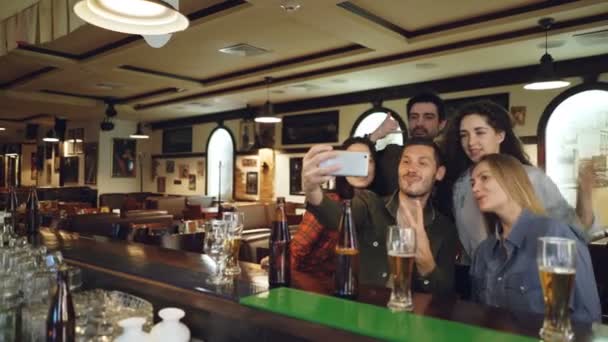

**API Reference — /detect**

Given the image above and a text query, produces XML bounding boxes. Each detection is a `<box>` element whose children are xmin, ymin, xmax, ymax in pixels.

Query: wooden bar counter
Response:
<box><xmin>39</xmin><ymin>229</ymin><xmax>599</xmax><ymax>341</ymax></box>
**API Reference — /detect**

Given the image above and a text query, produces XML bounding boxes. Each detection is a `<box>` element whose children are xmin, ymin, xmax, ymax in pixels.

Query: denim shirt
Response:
<box><xmin>470</xmin><ymin>209</ymin><xmax>602</xmax><ymax>323</ymax></box>
<box><xmin>453</xmin><ymin>165</ymin><xmax>600</xmax><ymax>263</ymax></box>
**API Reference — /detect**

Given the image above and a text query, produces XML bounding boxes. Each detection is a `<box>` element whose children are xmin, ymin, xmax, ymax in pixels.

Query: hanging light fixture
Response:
<box><xmin>255</xmin><ymin>77</ymin><xmax>282</xmax><ymax>123</ymax></box>
<box><xmin>524</xmin><ymin>18</ymin><xmax>570</xmax><ymax>91</ymax></box>
<box><xmin>73</xmin><ymin>0</ymin><xmax>189</xmax><ymax>36</ymax></box>
<box><xmin>130</xmin><ymin>123</ymin><xmax>150</xmax><ymax>139</ymax></box>
<box><xmin>43</xmin><ymin>126</ymin><xmax>59</xmax><ymax>143</ymax></box>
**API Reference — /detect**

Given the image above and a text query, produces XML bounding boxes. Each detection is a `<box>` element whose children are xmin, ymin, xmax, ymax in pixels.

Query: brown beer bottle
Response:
<box><xmin>269</xmin><ymin>197</ymin><xmax>291</xmax><ymax>288</ymax></box>
<box><xmin>46</xmin><ymin>268</ymin><xmax>75</xmax><ymax>342</ymax></box>
<box><xmin>25</xmin><ymin>187</ymin><xmax>41</xmax><ymax>245</ymax></box>
<box><xmin>334</xmin><ymin>199</ymin><xmax>359</xmax><ymax>299</ymax></box>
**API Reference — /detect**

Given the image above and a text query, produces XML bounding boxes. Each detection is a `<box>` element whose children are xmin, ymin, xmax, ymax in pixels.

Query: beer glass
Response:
<box><xmin>223</xmin><ymin>212</ymin><xmax>245</xmax><ymax>276</ymax></box>
<box><xmin>386</xmin><ymin>225</ymin><xmax>416</xmax><ymax>311</ymax></box>
<box><xmin>537</xmin><ymin>237</ymin><xmax>576</xmax><ymax>342</ymax></box>
<box><xmin>204</xmin><ymin>220</ymin><xmax>228</xmax><ymax>285</ymax></box>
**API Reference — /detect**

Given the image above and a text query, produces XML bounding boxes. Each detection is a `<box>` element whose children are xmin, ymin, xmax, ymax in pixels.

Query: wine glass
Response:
<box><xmin>204</xmin><ymin>220</ymin><xmax>229</xmax><ymax>284</ymax></box>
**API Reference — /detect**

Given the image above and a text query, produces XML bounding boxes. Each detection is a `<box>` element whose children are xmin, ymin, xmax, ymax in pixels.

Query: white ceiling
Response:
<box><xmin>0</xmin><ymin>0</ymin><xmax>607</xmax><ymax>126</ymax></box>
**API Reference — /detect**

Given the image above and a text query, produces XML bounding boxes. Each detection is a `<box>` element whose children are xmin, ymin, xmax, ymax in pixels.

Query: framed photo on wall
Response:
<box><xmin>289</xmin><ymin>157</ymin><xmax>304</xmax><ymax>195</ymax></box>
<box><xmin>157</xmin><ymin>177</ymin><xmax>166</xmax><ymax>193</ymax></box>
<box><xmin>444</xmin><ymin>93</ymin><xmax>509</xmax><ymax>120</ymax></box>
<box><xmin>31</xmin><ymin>152</ymin><xmax>37</xmax><ymax>180</ymax></box>
<box><xmin>246</xmin><ymin>171</ymin><xmax>258</xmax><ymax>195</ymax></box>
<box><xmin>84</xmin><ymin>143</ymin><xmax>98</xmax><ymax>185</ymax></box>
<box><xmin>112</xmin><ymin>139</ymin><xmax>136</xmax><ymax>178</ymax></box>
<box><xmin>188</xmin><ymin>174</ymin><xmax>196</xmax><ymax>190</ymax></box>
<box><xmin>282</xmin><ymin>111</ymin><xmax>339</xmax><ymax>145</ymax></box>
<box><xmin>62</xmin><ymin>156</ymin><xmax>79</xmax><ymax>183</ymax></box>
<box><xmin>166</xmin><ymin>160</ymin><xmax>175</xmax><ymax>173</ymax></box>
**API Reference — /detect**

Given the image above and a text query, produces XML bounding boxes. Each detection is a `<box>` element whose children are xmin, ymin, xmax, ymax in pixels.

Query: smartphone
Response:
<box><xmin>319</xmin><ymin>151</ymin><xmax>369</xmax><ymax>177</ymax></box>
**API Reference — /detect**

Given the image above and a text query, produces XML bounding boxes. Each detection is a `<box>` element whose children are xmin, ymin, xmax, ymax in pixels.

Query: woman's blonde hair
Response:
<box><xmin>473</xmin><ymin>154</ymin><xmax>545</xmax><ymax>233</ymax></box>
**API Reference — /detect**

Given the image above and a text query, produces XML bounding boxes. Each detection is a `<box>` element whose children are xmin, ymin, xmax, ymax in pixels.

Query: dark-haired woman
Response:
<box><xmin>443</xmin><ymin>100</ymin><xmax>598</xmax><ymax>261</ymax></box>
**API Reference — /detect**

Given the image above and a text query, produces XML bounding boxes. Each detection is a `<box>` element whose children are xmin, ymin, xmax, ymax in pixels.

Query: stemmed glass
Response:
<box><xmin>204</xmin><ymin>220</ymin><xmax>229</xmax><ymax>285</ymax></box>
<box><xmin>222</xmin><ymin>212</ymin><xmax>244</xmax><ymax>276</ymax></box>
<box><xmin>386</xmin><ymin>225</ymin><xmax>416</xmax><ymax>312</ymax></box>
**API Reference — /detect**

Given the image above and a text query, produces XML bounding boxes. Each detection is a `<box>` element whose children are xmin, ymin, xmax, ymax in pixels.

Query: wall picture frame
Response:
<box><xmin>84</xmin><ymin>142</ymin><xmax>98</xmax><ymax>185</ymax></box>
<box><xmin>282</xmin><ymin>111</ymin><xmax>339</xmax><ymax>145</ymax></box>
<box><xmin>444</xmin><ymin>93</ymin><xmax>510</xmax><ymax>119</ymax></box>
<box><xmin>246</xmin><ymin>171</ymin><xmax>258</xmax><ymax>195</ymax></box>
<box><xmin>157</xmin><ymin>177</ymin><xmax>166</xmax><ymax>193</ymax></box>
<box><xmin>112</xmin><ymin>139</ymin><xmax>136</xmax><ymax>178</ymax></box>
<box><xmin>289</xmin><ymin>157</ymin><xmax>304</xmax><ymax>195</ymax></box>
<box><xmin>166</xmin><ymin>160</ymin><xmax>175</xmax><ymax>173</ymax></box>
<box><xmin>62</xmin><ymin>156</ymin><xmax>79</xmax><ymax>183</ymax></box>
<box><xmin>188</xmin><ymin>174</ymin><xmax>196</xmax><ymax>191</ymax></box>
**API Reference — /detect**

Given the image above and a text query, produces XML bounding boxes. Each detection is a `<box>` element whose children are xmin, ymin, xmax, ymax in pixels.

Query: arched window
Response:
<box><xmin>540</xmin><ymin>83</ymin><xmax>608</xmax><ymax>208</ymax></box>
<box><xmin>350</xmin><ymin>106</ymin><xmax>406</xmax><ymax>150</ymax></box>
<box><xmin>206</xmin><ymin>126</ymin><xmax>235</xmax><ymax>201</ymax></box>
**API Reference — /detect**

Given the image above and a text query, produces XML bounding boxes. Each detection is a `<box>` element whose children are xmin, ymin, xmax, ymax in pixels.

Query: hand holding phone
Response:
<box><xmin>319</xmin><ymin>151</ymin><xmax>369</xmax><ymax>177</ymax></box>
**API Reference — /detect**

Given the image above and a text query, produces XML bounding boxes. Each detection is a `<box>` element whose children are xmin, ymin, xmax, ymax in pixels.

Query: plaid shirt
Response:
<box><xmin>290</xmin><ymin>193</ymin><xmax>340</xmax><ymax>276</ymax></box>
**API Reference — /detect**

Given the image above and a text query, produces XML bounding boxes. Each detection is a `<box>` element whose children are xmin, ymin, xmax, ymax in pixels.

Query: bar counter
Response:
<box><xmin>40</xmin><ymin>228</ymin><xmax>600</xmax><ymax>341</ymax></box>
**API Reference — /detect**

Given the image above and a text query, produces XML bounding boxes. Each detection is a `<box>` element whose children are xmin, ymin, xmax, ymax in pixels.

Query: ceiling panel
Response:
<box><xmin>107</xmin><ymin>5</ymin><xmax>355</xmax><ymax>79</ymax></box>
<box><xmin>350</xmin><ymin>0</ymin><xmax>546</xmax><ymax>31</ymax></box>
<box><xmin>0</xmin><ymin>55</ymin><xmax>51</xmax><ymax>85</ymax></box>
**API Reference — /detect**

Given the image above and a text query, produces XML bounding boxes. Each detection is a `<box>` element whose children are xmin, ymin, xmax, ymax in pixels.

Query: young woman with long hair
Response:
<box><xmin>443</xmin><ymin>100</ymin><xmax>596</xmax><ymax>260</ymax></box>
<box><xmin>469</xmin><ymin>154</ymin><xmax>600</xmax><ymax>322</ymax></box>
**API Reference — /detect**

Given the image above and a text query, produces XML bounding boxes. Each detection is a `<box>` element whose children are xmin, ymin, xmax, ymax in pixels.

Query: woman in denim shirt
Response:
<box><xmin>469</xmin><ymin>154</ymin><xmax>601</xmax><ymax>323</ymax></box>
<box><xmin>443</xmin><ymin>100</ymin><xmax>599</xmax><ymax>262</ymax></box>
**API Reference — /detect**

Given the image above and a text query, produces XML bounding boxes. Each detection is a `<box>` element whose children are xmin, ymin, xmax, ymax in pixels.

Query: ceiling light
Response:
<box><xmin>280</xmin><ymin>0</ymin><xmax>301</xmax><ymax>12</ymax></box>
<box><xmin>524</xmin><ymin>18</ymin><xmax>570</xmax><ymax>91</ymax></box>
<box><xmin>255</xmin><ymin>77</ymin><xmax>282</xmax><ymax>124</ymax></box>
<box><xmin>130</xmin><ymin>123</ymin><xmax>149</xmax><ymax>139</ymax></box>
<box><xmin>0</xmin><ymin>127</ymin><xmax>5</xmax><ymax>131</ymax></box>
<box><xmin>73</xmin><ymin>0</ymin><xmax>189</xmax><ymax>35</ymax></box>
<box><xmin>43</xmin><ymin>129</ymin><xmax>59</xmax><ymax>143</ymax></box>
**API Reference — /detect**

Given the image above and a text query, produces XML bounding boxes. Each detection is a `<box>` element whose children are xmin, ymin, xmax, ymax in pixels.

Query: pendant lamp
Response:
<box><xmin>255</xmin><ymin>77</ymin><xmax>282</xmax><ymax>123</ymax></box>
<box><xmin>524</xmin><ymin>18</ymin><xmax>570</xmax><ymax>91</ymax></box>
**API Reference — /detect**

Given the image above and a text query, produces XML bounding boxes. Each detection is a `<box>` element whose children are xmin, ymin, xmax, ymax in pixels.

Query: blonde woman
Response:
<box><xmin>469</xmin><ymin>154</ymin><xmax>601</xmax><ymax>323</ymax></box>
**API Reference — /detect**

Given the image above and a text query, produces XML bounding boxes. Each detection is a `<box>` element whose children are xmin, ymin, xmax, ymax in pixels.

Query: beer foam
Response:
<box><xmin>538</xmin><ymin>266</ymin><xmax>575</xmax><ymax>274</ymax></box>
<box><xmin>388</xmin><ymin>252</ymin><xmax>415</xmax><ymax>257</ymax></box>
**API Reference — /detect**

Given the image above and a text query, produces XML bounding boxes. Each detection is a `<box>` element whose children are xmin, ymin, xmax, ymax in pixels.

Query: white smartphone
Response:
<box><xmin>319</xmin><ymin>151</ymin><xmax>369</xmax><ymax>177</ymax></box>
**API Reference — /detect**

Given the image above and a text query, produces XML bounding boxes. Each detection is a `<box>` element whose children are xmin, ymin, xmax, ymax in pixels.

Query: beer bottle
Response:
<box><xmin>269</xmin><ymin>197</ymin><xmax>291</xmax><ymax>288</ymax></box>
<box><xmin>334</xmin><ymin>199</ymin><xmax>359</xmax><ymax>299</ymax></box>
<box><xmin>46</xmin><ymin>268</ymin><xmax>75</xmax><ymax>342</ymax></box>
<box><xmin>25</xmin><ymin>187</ymin><xmax>41</xmax><ymax>245</ymax></box>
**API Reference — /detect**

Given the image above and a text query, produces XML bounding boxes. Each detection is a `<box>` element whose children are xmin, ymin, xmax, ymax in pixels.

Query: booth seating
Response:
<box><xmin>99</xmin><ymin>192</ymin><xmax>163</xmax><ymax>211</ymax></box>
<box><xmin>0</xmin><ymin>186</ymin><xmax>97</xmax><ymax>209</ymax></box>
<box><xmin>146</xmin><ymin>196</ymin><xmax>187</xmax><ymax>219</ymax></box>
<box><xmin>235</xmin><ymin>202</ymin><xmax>302</xmax><ymax>263</ymax></box>
<box><xmin>61</xmin><ymin>212</ymin><xmax>174</xmax><ymax>239</ymax></box>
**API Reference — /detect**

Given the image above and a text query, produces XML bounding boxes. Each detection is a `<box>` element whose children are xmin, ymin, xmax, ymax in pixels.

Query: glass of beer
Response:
<box><xmin>537</xmin><ymin>237</ymin><xmax>576</xmax><ymax>342</ymax></box>
<box><xmin>223</xmin><ymin>212</ymin><xmax>245</xmax><ymax>276</ymax></box>
<box><xmin>386</xmin><ymin>225</ymin><xmax>416</xmax><ymax>311</ymax></box>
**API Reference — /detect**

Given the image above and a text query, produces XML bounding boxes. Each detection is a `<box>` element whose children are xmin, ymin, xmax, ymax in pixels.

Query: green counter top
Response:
<box><xmin>240</xmin><ymin>288</ymin><xmax>537</xmax><ymax>342</ymax></box>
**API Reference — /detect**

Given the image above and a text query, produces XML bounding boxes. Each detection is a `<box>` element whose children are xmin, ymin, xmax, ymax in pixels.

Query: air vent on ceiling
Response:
<box><xmin>219</xmin><ymin>44</ymin><xmax>270</xmax><ymax>57</ymax></box>
<box><xmin>574</xmin><ymin>29</ymin><xmax>608</xmax><ymax>46</ymax></box>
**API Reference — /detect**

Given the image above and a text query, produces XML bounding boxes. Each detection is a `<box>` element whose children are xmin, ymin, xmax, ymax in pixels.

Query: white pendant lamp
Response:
<box><xmin>74</xmin><ymin>0</ymin><xmax>189</xmax><ymax>44</ymax></box>
<box><xmin>524</xmin><ymin>18</ymin><xmax>570</xmax><ymax>91</ymax></box>
<box><xmin>130</xmin><ymin>123</ymin><xmax>150</xmax><ymax>139</ymax></box>
<box><xmin>254</xmin><ymin>77</ymin><xmax>282</xmax><ymax>124</ymax></box>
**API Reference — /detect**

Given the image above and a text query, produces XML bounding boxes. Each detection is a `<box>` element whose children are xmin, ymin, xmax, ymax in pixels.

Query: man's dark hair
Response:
<box><xmin>403</xmin><ymin>137</ymin><xmax>444</xmax><ymax>167</ymax></box>
<box><xmin>406</xmin><ymin>92</ymin><xmax>446</xmax><ymax>121</ymax></box>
